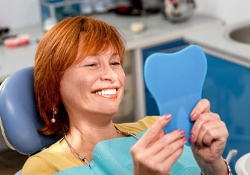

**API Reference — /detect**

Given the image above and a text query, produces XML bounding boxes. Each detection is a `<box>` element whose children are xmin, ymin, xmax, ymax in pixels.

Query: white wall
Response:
<box><xmin>195</xmin><ymin>0</ymin><xmax>250</xmax><ymax>24</ymax></box>
<box><xmin>1</xmin><ymin>0</ymin><xmax>250</xmax><ymax>29</ymax></box>
<box><xmin>0</xmin><ymin>0</ymin><xmax>41</xmax><ymax>29</ymax></box>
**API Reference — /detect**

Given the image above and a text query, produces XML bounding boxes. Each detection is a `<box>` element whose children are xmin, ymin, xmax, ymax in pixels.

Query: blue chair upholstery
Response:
<box><xmin>0</xmin><ymin>67</ymin><xmax>59</xmax><ymax>156</ymax></box>
<box><xmin>144</xmin><ymin>45</ymin><xmax>207</xmax><ymax>145</ymax></box>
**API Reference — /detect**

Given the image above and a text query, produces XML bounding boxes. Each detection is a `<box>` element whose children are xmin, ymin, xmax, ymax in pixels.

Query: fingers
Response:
<box><xmin>146</xmin><ymin>140</ymin><xmax>185</xmax><ymax>174</ymax></box>
<box><xmin>148</xmin><ymin>130</ymin><xmax>186</xmax><ymax>163</ymax></box>
<box><xmin>196</xmin><ymin>120</ymin><xmax>220</xmax><ymax>146</ymax></box>
<box><xmin>190</xmin><ymin>99</ymin><xmax>210</xmax><ymax>121</ymax></box>
<box><xmin>137</xmin><ymin>114</ymin><xmax>172</xmax><ymax>148</ymax></box>
<box><xmin>190</xmin><ymin>98</ymin><xmax>214</xmax><ymax>144</ymax></box>
<box><xmin>190</xmin><ymin>112</ymin><xmax>219</xmax><ymax>144</ymax></box>
<box><xmin>191</xmin><ymin>117</ymin><xmax>229</xmax><ymax>163</ymax></box>
<box><xmin>189</xmin><ymin>99</ymin><xmax>229</xmax><ymax>167</ymax></box>
<box><xmin>194</xmin><ymin>120</ymin><xmax>223</xmax><ymax>147</ymax></box>
<box><xmin>190</xmin><ymin>112</ymin><xmax>228</xmax><ymax>149</ymax></box>
<box><xmin>132</xmin><ymin>133</ymin><xmax>185</xmax><ymax>174</ymax></box>
<box><xmin>131</xmin><ymin>115</ymin><xmax>187</xmax><ymax>174</ymax></box>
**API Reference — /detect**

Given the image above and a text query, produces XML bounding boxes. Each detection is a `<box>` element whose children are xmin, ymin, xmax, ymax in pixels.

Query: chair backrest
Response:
<box><xmin>0</xmin><ymin>66</ymin><xmax>59</xmax><ymax>156</ymax></box>
<box><xmin>144</xmin><ymin>45</ymin><xmax>207</xmax><ymax>146</ymax></box>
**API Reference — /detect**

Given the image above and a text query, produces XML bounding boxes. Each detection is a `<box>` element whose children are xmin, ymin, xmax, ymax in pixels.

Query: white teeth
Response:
<box><xmin>95</xmin><ymin>89</ymin><xmax>116</xmax><ymax>96</ymax></box>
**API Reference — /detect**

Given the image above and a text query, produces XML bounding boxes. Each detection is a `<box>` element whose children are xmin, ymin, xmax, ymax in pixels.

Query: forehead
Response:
<box><xmin>76</xmin><ymin>45</ymin><xmax>120</xmax><ymax>62</ymax></box>
<box><xmin>73</xmin><ymin>29</ymin><xmax>124</xmax><ymax>66</ymax></box>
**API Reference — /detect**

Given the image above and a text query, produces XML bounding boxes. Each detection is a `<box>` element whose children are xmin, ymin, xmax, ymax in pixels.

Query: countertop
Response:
<box><xmin>0</xmin><ymin>12</ymin><xmax>222</xmax><ymax>82</ymax></box>
<box><xmin>94</xmin><ymin>13</ymin><xmax>222</xmax><ymax>50</ymax></box>
<box><xmin>184</xmin><ymin>21</ymin><xmax>250</xmax><ymax>68</ymax></box>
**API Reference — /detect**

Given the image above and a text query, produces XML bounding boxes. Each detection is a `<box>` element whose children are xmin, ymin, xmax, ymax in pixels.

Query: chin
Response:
<box><xmin>95</xmin><ymin>109</ymin><xmax>119</xmax><ymax>117</ymax></box>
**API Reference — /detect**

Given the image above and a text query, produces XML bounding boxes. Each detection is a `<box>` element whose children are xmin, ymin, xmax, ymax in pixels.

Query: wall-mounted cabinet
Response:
<box><xmin>202</xmin><ymin>53</ymin><xmax>250</xmax><ymax>174</ymax></box>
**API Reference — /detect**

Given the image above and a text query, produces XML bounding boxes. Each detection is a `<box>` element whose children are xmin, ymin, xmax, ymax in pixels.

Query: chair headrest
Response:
<box><xmin>0</xmin><ymin>67</ymin><xmax>59</xmax><ymax>155</ymax></box>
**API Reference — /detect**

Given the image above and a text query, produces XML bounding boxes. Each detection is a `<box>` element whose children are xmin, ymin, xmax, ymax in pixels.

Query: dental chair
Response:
<box><xmin>0</xmin><ymin>67</ymin><xmax>60</xmax><ymax>175</ymax></box>
<box><xmin>0</xmin><ymin>45</ymin><xmax>207</xmax><ymax>175</ymax></box>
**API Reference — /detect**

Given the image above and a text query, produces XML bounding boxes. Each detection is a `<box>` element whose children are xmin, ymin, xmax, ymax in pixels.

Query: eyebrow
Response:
<box><xmin>110</xmin><ymin>53</ymin><xmax>119</xmax><ymax>57</ymax></box>
<box><xmin>89</xmin><ymin>52</ymin><xmax>119</xmax><ymax>58</ymax></box>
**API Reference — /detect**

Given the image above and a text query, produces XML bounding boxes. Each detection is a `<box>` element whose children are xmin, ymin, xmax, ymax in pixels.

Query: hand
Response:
<box><xmin>190</xmin><ymin>99</ymin><xmax>229</xmax><ymax>174</ymax></box>
<box><xmin>131</xmin><ymin>115</ymin><xmax>187</xmax><ymax>175</ymax></box>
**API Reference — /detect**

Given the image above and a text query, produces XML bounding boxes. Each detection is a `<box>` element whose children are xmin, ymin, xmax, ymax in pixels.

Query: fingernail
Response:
<box><xmin>178</xmin><ymin>130</ymin><xmax>185</xmax><ymax>136</ymax></box>
<box><xmin>191</xmin><ymin>113</ymin><xmax>197</xmax><ymax>121</ymax></box>
<box><xmin>190</xmin><ymin>134</ymin><xmax>195</xmax><ymax>144</ymax></box>
<box><xmin>163</xmin><ymin>114</ymin><xmax>171</xmax><ymax>120</ymax></box>
<box><xmin>183</xmin><ymin>137</ymin><xmax>187</xmax><ymax>143</ymax></box>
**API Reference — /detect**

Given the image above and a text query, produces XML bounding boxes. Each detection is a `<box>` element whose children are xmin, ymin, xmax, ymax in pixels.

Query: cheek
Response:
<box><xmin>59</xmin><ymin>77</ymin><xmax>74</xmax><ymax>103</ymax></box>
<box><xmin>119</xmin><ymin>70</ymin><xmax>126</xmax><ymax>85</ymax></box>
<box><xmin>59</xmin><ymin>69</ymin><xmax>80</xmax><ymax>102</ymax></box>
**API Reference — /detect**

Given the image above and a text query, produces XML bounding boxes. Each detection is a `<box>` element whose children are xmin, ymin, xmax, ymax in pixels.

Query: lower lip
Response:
<box><xmin>96</xmin><ymin>94</ymin><xmax>117</xmax><ymax>99</ymax></box>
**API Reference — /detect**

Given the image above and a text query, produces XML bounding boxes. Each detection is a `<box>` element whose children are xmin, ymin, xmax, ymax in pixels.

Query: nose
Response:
<box><xmin>100</xmin><ymin>65</ymin><xmax>118</xmax><ymax>82</ymax></box>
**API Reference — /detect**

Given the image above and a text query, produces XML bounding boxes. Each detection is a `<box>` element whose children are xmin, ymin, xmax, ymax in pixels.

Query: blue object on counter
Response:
<box><xmin>144</xmin><ymin>45</ymin><xmax>207</xmax><ymax>146</ymax></box>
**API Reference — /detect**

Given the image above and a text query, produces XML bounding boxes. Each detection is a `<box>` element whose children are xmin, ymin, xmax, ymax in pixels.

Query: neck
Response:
<box><xmin>69</xmin><ymin>120</ymin><xmax>118</xmax><ymax>141</ymax></box>
<box><xmin>60</xmin><ymin>118</ymin><xmax>119</xmax><ymax>162</ymax></box>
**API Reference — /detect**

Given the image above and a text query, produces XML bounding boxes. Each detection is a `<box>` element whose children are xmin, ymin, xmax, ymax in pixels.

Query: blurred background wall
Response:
<box><xmin>0</xmin><ymin>0</ymin><xmax>250</xmax><ymax>29</ymax></box>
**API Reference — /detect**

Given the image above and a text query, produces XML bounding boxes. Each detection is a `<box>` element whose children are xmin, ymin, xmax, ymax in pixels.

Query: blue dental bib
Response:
<box><xmin>55</xmin><ymin>130</ymin><xmax>199</xmax><ymax>175</ymax></box>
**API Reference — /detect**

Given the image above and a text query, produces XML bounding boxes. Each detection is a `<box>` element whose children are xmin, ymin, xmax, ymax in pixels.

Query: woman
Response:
<box><xmin>21</xmin><ymin>16</ymin><xmax>230</xmax><ymax>175</ymax></box>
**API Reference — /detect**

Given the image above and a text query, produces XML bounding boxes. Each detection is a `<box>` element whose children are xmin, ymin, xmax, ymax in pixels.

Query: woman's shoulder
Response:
<box><xmin>115</xmin><ymin>116</ymin><xmax>159</xmax><ymax>134</ymax></box>
<box><xmin>21</xmin><ymin>140</ymin><xmax>81</xmax><ymax>175</ymax></box>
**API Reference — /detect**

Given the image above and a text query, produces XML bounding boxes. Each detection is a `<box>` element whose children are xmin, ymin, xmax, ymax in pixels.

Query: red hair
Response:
<box><xmin>34</xmin><ymin>16</ymin><xmax>125</xmax><ymax>136</ymax></box>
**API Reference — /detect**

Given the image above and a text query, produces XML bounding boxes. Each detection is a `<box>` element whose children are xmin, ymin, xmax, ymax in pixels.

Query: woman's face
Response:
<box><xmin>60</xmin><ymin>48</ymin><xmax>125</xmax><ymax>119</ymax></box>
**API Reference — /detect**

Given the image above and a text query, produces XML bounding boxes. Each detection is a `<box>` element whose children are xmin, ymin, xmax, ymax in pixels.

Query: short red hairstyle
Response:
<box><xmin>34</xmin><ymin>16</ymin><xmax>125</xmax><ymax>136</ymax></box>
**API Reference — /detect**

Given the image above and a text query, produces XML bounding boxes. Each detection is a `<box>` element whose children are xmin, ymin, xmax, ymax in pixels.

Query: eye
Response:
<box><xmin>77</xmin><ymin>55</ymin><xmax>99</xmax><ymax>68</ymax></box>
<box><xmin>110</xmin><ymin>61</ymin><xmax>121</xmax><ymax>66</ymax></box>
<box><xmin>84</xmin><ymin>63</ymin><xmax>97</xmax><ymax>67</ymax></box>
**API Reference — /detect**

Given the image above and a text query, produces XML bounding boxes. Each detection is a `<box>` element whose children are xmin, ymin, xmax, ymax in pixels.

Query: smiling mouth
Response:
<box><xmin>94</xmin><ymin>89</ymin><xmax>117</xmax><ymax>96</ymax></box>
